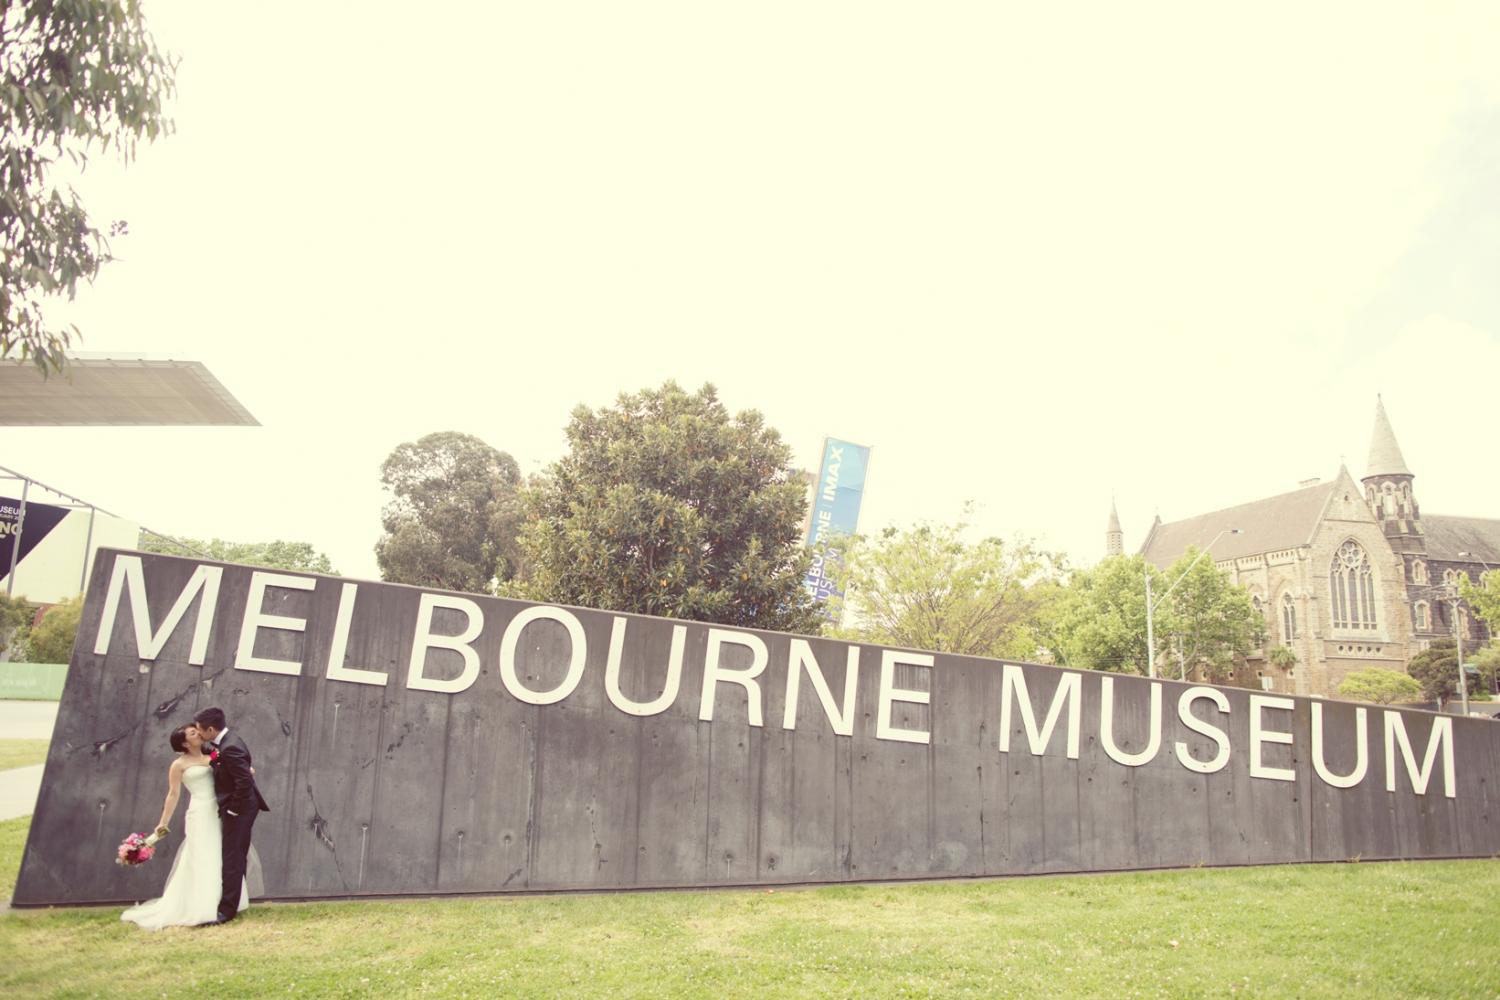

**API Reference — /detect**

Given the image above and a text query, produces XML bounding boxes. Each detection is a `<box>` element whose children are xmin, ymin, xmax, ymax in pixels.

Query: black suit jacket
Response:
<box><xmin>209</xmin><ymin>731</ymin><xmax>271</xmax><ymax>817</ymax></box>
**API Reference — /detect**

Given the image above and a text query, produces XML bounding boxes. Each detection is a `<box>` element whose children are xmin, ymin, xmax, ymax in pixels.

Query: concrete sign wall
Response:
<box><xmin>13</xmin><ymin>549</ymin><xmax>1500</xmax><ymax>906</ymax></box>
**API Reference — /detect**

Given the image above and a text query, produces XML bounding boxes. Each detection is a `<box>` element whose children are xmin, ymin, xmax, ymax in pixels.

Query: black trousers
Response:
<box><xmin>218</xmin><ymin>808</ymin><xmax>258</xmax><ymax>920</ymax></box>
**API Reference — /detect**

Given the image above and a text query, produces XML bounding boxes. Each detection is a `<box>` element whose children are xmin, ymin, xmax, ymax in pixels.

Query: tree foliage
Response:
<box><xmin>1043</xmin><ymin>555</ymin><xmax>1159</xmax><ymax>673</ymax></box>
<box><xmin>826</xmin><ymin>512</ymin><xmax>1066</xmax><ymax>660</ymax></box>
<box><xmin>22</xmin><ymin>593</ymin><xmax>80</xmax><ymax>663</ymax></box>
<box><xmin>1267</xmin><ymin>645</ymin><xmax>1298</xmax><ymax>669</ymax></box>
<box><xmin>1460</xmin><ymin>570</ymin><xmax>1499</xmax><ymax>634</ymax></box>
<box><xmin>1</xmin><ymin>0</ymin><xmax>176</xmax><ymax>373</ymax></box>
<box><xmin>0</xmin><ymin>590</ymin><xmax>34</xmax><ymax>654</ymax></box>
<box><xmin>1046</xmin><ymin>549</ymin><xmax>1264</xmax><ymax>678</ymax></box>
<box><xmin>140</xmin><ymin>535</ymin><xmax>336</xmax><ymax>574</ymax></box>
<box><xmin>520</xmin><ymin>381</ymin><xmax>820</xmax><ymax>633</ymax></box>
<box><xmin>1406</xmin><ymin>638</ymin><xmax>1480</xmax><ymax>705</ymax></box>
<box><xmin>1337</xmin><ymin>668</ymin><xmax>1422</xmax><ymax>705</ymax></box>
<box><xmin>375</xmin><ymin>431</ymin><xmax>523</xmax><ymax>595</ymax></box>
<box><xmin>1153</xmin><ymin>547</ymin><xmax>1265</xmax><ymax>684</ymax></box>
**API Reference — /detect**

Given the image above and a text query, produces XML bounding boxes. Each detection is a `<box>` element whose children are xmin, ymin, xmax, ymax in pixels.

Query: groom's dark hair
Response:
<box><xmin>194</xmin><ymin>707</ymin><xmax>227</xmax><ymax>731</ymax></box>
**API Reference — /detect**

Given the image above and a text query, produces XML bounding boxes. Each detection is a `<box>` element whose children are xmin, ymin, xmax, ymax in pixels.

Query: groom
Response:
<box><xmin>193</xmin><ymin>706</ymin><xmax>270</xmax><ymax>924</ymax></box>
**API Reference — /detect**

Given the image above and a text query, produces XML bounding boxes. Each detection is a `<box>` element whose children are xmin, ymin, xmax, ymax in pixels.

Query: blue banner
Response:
<box><xmin>803</xmin><ymin>438</ymin><xmax>871</xmax><ymax>615</ymax></box>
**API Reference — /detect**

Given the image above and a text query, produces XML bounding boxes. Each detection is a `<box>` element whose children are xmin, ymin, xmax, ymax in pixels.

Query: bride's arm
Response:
<box><xmin>154</xmin><ymin>761</ymin><xmax>184</xmax><ymax>833</ymax></box>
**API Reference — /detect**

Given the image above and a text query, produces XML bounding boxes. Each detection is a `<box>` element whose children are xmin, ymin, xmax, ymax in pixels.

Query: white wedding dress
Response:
<box><xmin>121</xmin><ymin>764</ymin><xmax>248</xmax><ymax>930</ymax></box>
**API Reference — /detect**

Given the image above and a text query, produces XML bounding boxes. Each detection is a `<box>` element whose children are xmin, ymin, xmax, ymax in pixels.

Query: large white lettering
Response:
<box><xmin>783</xmin><ymin>640</ymin><xmax>860</xmax><ymax>736</ymax></box>
<box><xmin>604</xmin><ymin>616</ymin><xmax>684</xmax><ymax>716</ymax></box>
<box><xmin>877</xmin><ymin>649</ymin><xmax>931</xmax><ymax>745</ymax></box>
<box><xmin>1311</xmin><ymin>702</ymin><xmax>1368</xmax><ymax>789</ymax></box>
<box><xmin>699</xmin><ymin>629</ymin><xmax>768</xmax><ymax>726</ymax></box>
<box><xmin>234</xmin><ymin>572</ymin><xmax>317</xmax><ymax>675</ymax></box>
<box><xmin>999</xmin><ymin>664</ymin><xmax>1081</xmax><ymax>759</ymax></box>
<box><xmin>500</xmin><ymin>605</ymin><xmax>587</xmax><ymax>705</ymax></box>
<box><xmin>1174</xmin><ymin>686</ymin><xmax>1231</xmax><ymax>773</ymax></box>
<box><xmin>325</xmin><ymin>582</ymin><xmax>388</xmax><ymax>687</ymax></box>
<box><xmin>407</xmin><ymin>593</ymin><xmax>483</xmax><ymax>694</ymax></box>
<box><xmin>1249</xmin><ymin>695</ymin><xmax>1296</xmax><ymax>781</ymax></box>
<box><xmin>94</xmin><ymin>554</ymin><xmax>222</xmax><ymax>665</ymax></box>
<box><xmin>1383</xmin><ymin>711</ymin><xmax>1455</xmax><ymax>798</ymax></box>
<box><xmin>1099</xmin><ymin>675</ymin><xmax>1162</xmax><ymax>767</ymax></box>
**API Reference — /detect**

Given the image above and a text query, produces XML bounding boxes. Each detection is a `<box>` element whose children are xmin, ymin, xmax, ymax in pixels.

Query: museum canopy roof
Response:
<box><xmin>0</xmin><ymin>357</ymin><xmax>258</xmax><ymax>426</ymax></box>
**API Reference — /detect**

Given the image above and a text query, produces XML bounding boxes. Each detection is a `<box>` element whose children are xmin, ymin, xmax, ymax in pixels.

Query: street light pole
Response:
<box><xmin>1145</xmin><ymin>528</ymin><xmax>1241</xmax><ymax>679</ymax></box>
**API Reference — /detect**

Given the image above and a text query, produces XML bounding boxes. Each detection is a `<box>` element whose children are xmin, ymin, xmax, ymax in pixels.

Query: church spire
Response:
<box><xmin>1365</xmin><ymin>395</ymin><xmax>1412</xmax><ymax>478</ymax></box>
<box><xmin>1106</xmin><ymin>499</ymin><xmax>1123</xmax><ymax>557</ymax></box>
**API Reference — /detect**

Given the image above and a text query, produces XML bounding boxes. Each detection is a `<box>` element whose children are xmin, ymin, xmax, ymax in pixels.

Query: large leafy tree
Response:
<box><xmin>1152</xmin><ymin>546</ymin><xmax>1266</xmax><ymax>684</ymax></box>
<box><xmin>375</xmin><ymin>431</ymin><xmax>523</xmax><ymax>594</ymax></box>
<box><xmin>1046</xmin><ymin>549</ymin><xmax>1263</xmax><ymax>678</ymax></box>
<box><xmin>520</xmin><ymin>381</ymin><xmax>820</xmax><ymax>632</ymax></box>
<box><xmin>826</xmin><ymin>512</ymin><xmax>1066</xmax><ymax>660</ymax></box>
<box><xmin>140</xmin><ymin>535</ymin><xmax>336</xmax><ymax>574</ymax></box>
<box><xmin>1044</xmin><ymin>554</ymin><xmax>1160</xmax><ymax>672</ymax></box>
<box><xmin>1460</xmin><ymin>570</ymin><xmax>1499</xmax><ymax>635</ymax></box>
<box><xmin>1406</xmin><ymin>638</ymin><xmax>1481</xmax><ymax>706</ymax></box>
<box><xmin>0</xmin><ymin>590</ymin><xmax>34</xmax><ymax>655</ymax></box>
<box><xmin>22</xmin><ymin>593</ymin><xmax>81</xmax><ymax>663</ymax></box>
<box><xmin>1337</xmin><ymin>668</ymin><xmax>1422</xmax><ymax>705</ymax></box>
<box><xmin>1</xmin><ymin>0</ymin><xmax>176</xmax><ymax>373</ymax></box>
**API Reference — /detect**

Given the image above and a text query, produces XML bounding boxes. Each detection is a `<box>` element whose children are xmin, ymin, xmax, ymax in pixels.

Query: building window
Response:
<box><xmin>1414</xmin><ymin>601</ymin><xmax>1430</xmax><ymax>631</ymax></box>
<box><xmin>1411</xmin><ymin>560</ymin><xmax>1427</xmax><ymax>585</ymax></box>
<box><xmin>1281</xmin><ymin>592</ymin><xmax>1298</xmax><ymax>641</ymax></box>
<box><xmin>1443</xmin><ymin>568</ymin><xmax>1461</xmax><ymax>588</ymax></box>
<box><xmin>1381</xmin><ymin>483</ymin><xmax>1397</xmax><ymax>517</ymax></box>
<box><xmin>1330</xmin><ymin>541</ymin><xmax>1377</xmax><ymax>630</ymax></box>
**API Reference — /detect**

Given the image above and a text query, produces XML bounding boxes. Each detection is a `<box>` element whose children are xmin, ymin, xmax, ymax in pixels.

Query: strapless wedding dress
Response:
<box><xmin>121</xmin><ymin>764</ymin><xmax>248</xmax><ymax>930</ymax></box>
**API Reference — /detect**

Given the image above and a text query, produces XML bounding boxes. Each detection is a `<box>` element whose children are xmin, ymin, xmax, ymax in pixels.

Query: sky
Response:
<box><xmin>6</xmin><ymin>2</ymin><xmax>1500</xmax><ymax>582</ymax></box>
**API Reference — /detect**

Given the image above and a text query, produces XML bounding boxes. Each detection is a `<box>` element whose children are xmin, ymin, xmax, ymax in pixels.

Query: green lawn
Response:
<box><xmin>2</xmin><ymin>813</ymin><xmax>1497</xmax><ymax>999</ymax></box>
<box><xmin>0</xmin><ymin>739</ymin><xmax>48</xmax><ymax>772</ymax></box>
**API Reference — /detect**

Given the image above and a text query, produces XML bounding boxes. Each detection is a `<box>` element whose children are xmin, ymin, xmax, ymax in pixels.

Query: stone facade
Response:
<box><xmin>1131</xmin><ymin>400</ymin><xmax>1497</xmax><ymax>698</ymax></box>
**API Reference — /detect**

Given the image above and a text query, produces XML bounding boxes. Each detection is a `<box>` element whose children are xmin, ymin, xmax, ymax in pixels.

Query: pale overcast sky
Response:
<box><xmin>7</xmin><ymin>2</ymin><xmax>1500</xmax><ymax>581</ymax></box>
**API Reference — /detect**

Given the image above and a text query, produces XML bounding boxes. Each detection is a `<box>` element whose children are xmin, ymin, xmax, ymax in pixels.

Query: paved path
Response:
<box><xmin>0</xmin><ymin>764</ymin><xmax>43</xmax><ymax>821</ymax></box>
<box><xmin>1</xmin><ymin>700</ymin><xmax>58</xmax><ymax>821</ymax></box>
<box><xmin>1</xmin><ymin>699</ymin><xmax>59</xmax><ymax>740</ymax></box>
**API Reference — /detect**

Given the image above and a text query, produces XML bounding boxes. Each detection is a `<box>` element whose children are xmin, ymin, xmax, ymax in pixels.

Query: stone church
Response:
<box><xmin>1112</xmin><ymin>399</ymin><xmax>1498</xmax><ymax>698</ymax></box>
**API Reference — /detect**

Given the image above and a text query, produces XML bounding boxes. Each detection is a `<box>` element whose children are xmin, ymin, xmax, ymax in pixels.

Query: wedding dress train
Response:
<box><xmin>121</xmin><ymin>764</ymin><xmax>248</xmax><ymax>930</ymax></box>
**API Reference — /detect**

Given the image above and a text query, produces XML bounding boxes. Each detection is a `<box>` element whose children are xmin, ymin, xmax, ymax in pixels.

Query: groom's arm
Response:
<box><xmin>220</xmin><ymin>742</ymin><xmax>257</xmax><ymax>815</ymax></box>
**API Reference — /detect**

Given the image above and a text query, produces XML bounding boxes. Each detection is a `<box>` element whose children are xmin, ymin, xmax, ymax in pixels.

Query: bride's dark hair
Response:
<box><xmin>169</xmin><ymin>725</ymin><xmax>191</xmax><ymax>754</ymax></box>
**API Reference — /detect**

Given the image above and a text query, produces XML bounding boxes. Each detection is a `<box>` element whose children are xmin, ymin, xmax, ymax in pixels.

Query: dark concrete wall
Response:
<box><xmin>14</xmin><ymin>550</ymin><xmax>1500</xmax><ymax>906</ymax></box>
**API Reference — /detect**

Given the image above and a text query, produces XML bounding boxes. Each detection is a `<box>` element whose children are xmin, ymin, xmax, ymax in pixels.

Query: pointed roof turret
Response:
<box><xmin>1107</xmin><ymin>500</ymin><xmax>1121</xmax><ymax>534</ymax></box>
<box><xmin>1365</xmin><ymin>396</ymin><xmax>1411</xmax><ymax>479</ymax></box>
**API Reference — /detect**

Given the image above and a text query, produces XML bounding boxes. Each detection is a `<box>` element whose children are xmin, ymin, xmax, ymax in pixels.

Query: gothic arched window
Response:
<box><xmin>1411</xmin><ymin>560</ymin><xmax>1427</xmax><ymax>585</ymax></box>
<box><xmin>1444</xmin><ymin>568</ymin><xmax>1460</xmax><ymax>587</ymax></box>
<box><xmin>1330</xmin><ymin>541</ymin><xmax>1377</xmax><ymax>630</ymax></box>
<box><xmin>1281</xmin><ymin>593</ymin><xmax>1298</xmax><ymax>641</ymax></box>
<box><xmin>1414</xmin><ymin>601</ymin><xmax>1430</xmax><ymax>631</ymax></box>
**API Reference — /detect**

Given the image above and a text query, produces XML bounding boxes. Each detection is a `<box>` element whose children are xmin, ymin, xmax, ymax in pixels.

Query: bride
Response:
<box><xmin>122</xmin><ymin>723</ymin><xmax>249</xmax><ymax>930</ymax></box>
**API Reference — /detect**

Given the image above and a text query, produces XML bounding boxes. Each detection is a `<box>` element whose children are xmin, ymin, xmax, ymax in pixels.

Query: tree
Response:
<box><xmin>520</xmin><ymin>381</ymin><xmax>821</xmax><ymax>633</ymax></box>
<box><xmin>1337</xmin><ymin>668</ymin><xmax>1422</xmax><ymax>705</ymax></box>
<box><xmin>1465</xmin><ymin>643</ymin><xmax>1499</xmax><ymax>699</ymax></box>
<box><xmin>1044</xmin><ymin>555</ymin><xmax>1160</xmax><ymax>673</ymax></box>
<box><xmin>1153</xmin><ymin>547</ymin><xmax>1266</xmax><ymax>684</ymax></box>
<box><xmin>375</xmin><ymin>431</ymin><xmax>523</xmax><ymax>594</ymax></box>
<box><xmin>1406</xmin><ymin>638</ymin><xmax>1480</xmax><ymax>706</ymax></box>
<box><xmin>1046</xmin><ymin>549</ymin><xmax>1264</xmax><ymax>678</ymax></box>
<box><xmin>826</xmin><ymin>512</ymin><xmax>1066</xmax><ymax>660</ymax></box>
<box><xmin>140</xmin><ymin>535</ymin><xmax>336</xmax><ymax>575</ymax></box>
<box><xmin>0</xmin><ymin>590</ymin><xmax>34</xmax><ymax>655</ymax></box>
<box><xmin>1</xmin><ymin>1</ymin><xmax>176</xmax><ymax>374</ymax></box>
<box><xmin>1460</xmin><ymin>570</ymin><xmax>1499</xmax><ymax>634</ymax></box>
<box><xmin>23</xmin><ymin>594</ymin><xmax>80</xmax><ymax>663</ymax></box>
<box><xmin>1267</xmin><ymin>645</ymin><xmax>1298</xmax><ymax>670</ymax></box>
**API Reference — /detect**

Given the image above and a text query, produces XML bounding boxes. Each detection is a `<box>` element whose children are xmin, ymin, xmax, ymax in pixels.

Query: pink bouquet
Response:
<box><xmin>115</xmin><ymin>830</ymin><xmax>164</xmax><ymax>867</ymax></box>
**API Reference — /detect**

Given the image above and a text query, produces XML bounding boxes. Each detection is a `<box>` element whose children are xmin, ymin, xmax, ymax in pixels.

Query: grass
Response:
<box><xmin>2</xmin><ymin>813</ymin><xmax>1497</xmax><ymax>999</ymax></box>
<box><xmin>0</xmin><ymin>739</ymin><xmax>48</xmax><ymax>772</ymax></box>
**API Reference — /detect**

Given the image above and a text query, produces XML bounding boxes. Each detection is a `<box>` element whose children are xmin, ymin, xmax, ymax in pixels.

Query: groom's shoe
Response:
<box><xmin>195</xmin><ymin>914</ymin><xmax>235</xmax><ymax>927</ymax></box>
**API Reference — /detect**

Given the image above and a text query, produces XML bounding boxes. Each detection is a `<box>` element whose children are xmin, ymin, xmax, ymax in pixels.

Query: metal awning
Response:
<box><xmin>0</xmin><ymin>357</ymin><xmax>259</xmax><ymax>426</ymax></box>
